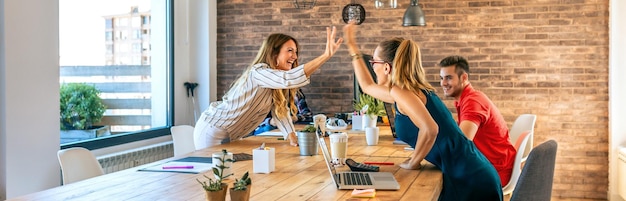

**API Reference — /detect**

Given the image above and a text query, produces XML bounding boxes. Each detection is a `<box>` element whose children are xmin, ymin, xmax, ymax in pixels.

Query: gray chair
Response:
<box><xmin>510</xmin><ymin>140</ymin><xmax>558</xmax><ymax>201</ymax></box>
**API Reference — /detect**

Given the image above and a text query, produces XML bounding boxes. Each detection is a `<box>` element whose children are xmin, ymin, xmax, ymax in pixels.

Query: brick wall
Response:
<box><xmin>216</xmin><ymin>0</ymin><xmax>609</xmax><ymax>199</ymax></box>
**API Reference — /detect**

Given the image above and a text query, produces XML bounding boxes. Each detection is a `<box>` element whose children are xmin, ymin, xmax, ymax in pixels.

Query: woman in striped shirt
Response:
<box><xmin>194</xmin><ymin>26</ymin><xmax>343</xmax><ymax>149</ymax></box>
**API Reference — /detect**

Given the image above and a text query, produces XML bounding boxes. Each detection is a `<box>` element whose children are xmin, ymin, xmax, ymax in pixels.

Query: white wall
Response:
<box><xmin>0</xmin><ymin>0</ymin><xmax>61</xmax><ymax>199</ymax></box>
<box><xmin>0</xmin><ymin>0</ymin><xmax>216</xmax><ymax>198</ymax></box>
<box><xmin>609</xmin><ymin>0</ymin><xmax>626</xmax><ymax>200</ymax></box>
<box><xmin>172</xmin><ymin>0</ymin><xmax>216</xmax><ymax>127</ymax></box>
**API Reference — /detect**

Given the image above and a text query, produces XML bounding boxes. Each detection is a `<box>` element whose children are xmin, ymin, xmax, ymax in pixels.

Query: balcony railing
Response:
<box><xmin>60</xmin><ymin>65</ymin><xmax>152</xmax><ymax>134</ymax></box>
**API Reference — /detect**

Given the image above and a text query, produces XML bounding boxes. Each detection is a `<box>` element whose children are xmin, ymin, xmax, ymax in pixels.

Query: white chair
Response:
<box><xmin>57</xmin><ymin>147</ymin><xmax>104</xmax><ymax>185</ymax></box>
<box><xmin>502</xmin><ymin>130</ymin><xmax>533</xmax><ymax>195</ymax></box>
<box><xmin>509</xmin><ymin>114</ymin><xmax>537</xmax><ymax>162</ymax></box>
<box><xmin>171</xmin><ymin>125</ymin><xmax>196</xmax><ymax>157</ymax></box>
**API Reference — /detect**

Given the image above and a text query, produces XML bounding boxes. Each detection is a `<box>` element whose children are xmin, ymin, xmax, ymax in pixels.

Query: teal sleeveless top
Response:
<box><xmin>394</xmin><ymin>89</ymin><xmax>503</xmax><ymax>201</ymax></box>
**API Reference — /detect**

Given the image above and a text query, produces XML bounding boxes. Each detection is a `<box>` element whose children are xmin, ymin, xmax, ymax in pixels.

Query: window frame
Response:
<box><xmin>60</xmin><ymin>0</ymin><xmax>175</xmax><ymax>150</ymax></box>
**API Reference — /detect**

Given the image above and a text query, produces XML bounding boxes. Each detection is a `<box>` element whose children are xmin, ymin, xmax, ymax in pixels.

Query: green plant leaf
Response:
<box><xmin>60</xmin><ymin>83</ymin><xmax>106</xmax><ymax>130</ymax></box>
<box><xmin>353</xmin><ymin>93</ymin><xmax>386</xmax><ymax>117</ymax></box>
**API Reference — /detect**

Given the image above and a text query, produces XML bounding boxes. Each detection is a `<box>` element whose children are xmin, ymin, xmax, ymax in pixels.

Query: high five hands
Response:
<box><xmin>324</xmin><ymin>26</ymin><xmax>344</xmax><ymax>58</ymax></box>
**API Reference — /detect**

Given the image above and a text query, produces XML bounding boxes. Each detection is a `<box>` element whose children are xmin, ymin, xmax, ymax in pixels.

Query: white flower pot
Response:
<box><xmin>362</xmin><ymin>115</ymin><xmax>377</xmax><ymax>130</ymax></box>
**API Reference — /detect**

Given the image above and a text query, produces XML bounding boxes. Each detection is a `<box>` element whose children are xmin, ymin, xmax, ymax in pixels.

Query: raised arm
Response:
<box><xmin>302</xmin><ymin>26</ymin><xmax>344</xmax><ymax>77</ymax></box>
<box><xmin>343</xmin><ymin>22</ymin><xmax>394</xmax><ymax>103</ymax></box>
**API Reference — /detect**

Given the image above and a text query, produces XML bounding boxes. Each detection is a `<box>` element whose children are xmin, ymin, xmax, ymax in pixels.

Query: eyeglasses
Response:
<box><xmin>368</xmin><ymin>60</ymin><xmax>388</xmax><ymax>66</ymax></box>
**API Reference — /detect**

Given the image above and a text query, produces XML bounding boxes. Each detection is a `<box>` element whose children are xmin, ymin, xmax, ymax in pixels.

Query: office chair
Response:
<box><xmin>502</xmin><ymin>130</ymin><xmax>533</xmax><ymax>195</ymax></box>
<box><xmin>510</xmin><ymin>140</ymin><xmax>558</xmax><ymax>201</ymax></box>
<box><xmin>57</xmin><ymin>147</ymin><xmax>104</xmax><ymax>185</ymax></box>
<box><xmin>509</xmin><ymin>114</ymin><xmax>537</xmax><ymax>162</ymax></box>
<box><xmin>171</xmin><ymin>125</ymin><xmax>196</xmax><ymax>156</ymax></box>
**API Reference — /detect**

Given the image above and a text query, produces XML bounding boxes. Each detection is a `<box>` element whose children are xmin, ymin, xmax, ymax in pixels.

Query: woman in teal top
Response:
<box><xmin>395</xmin><ymin>92</ymin><xmax>502</xmax><ymax>200</ymax></box>
<box><xmin>344</xmin><ymin>22</ymin><xmax>502</xmax><ymax>201</ymax></box>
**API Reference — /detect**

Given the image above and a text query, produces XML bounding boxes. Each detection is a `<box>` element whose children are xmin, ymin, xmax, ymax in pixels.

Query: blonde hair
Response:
<box><xmin>225</xmin><ymin>33</ymin><xmax>300</xmax><ymax>119</ymax></box>
<box><xmin>377</xmin><ymin>38</ymin><xmax>434</xmax><ymax>93</ymax></box>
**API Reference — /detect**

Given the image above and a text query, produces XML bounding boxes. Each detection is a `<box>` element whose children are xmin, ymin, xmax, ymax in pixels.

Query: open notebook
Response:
<box><xmin>317</xmin><ymin>128</ymin><xmax>400</xmax><ymax>190</ymax></box>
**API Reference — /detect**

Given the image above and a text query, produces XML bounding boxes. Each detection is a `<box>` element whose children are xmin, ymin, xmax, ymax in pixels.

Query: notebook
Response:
<box><xmin>316</xmin><ymin>128</ymin><xmax>400</xmax><ymax>190</ymax></box>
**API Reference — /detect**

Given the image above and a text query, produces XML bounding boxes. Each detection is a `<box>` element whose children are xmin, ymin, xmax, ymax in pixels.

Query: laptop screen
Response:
<box><xmin>384</xmin><ymin>102</ymin><xmax>396</xmax><ymax>138</ymax></box>
<box><xmin>316</xmin><ymin>128</ymin><xmax>341</xmax><ymax>187</ymax></box>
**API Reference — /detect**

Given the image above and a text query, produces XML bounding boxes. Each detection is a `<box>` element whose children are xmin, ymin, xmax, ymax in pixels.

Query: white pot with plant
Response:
<box><xmin>353</xmin><ymin>94</ymin><xmax>386</xmax><ymax>129</ymax></box>
<box><xmin>197</xmin><ymin>149</ymin><xmax>233</xmax><ymax>201</ymax></box>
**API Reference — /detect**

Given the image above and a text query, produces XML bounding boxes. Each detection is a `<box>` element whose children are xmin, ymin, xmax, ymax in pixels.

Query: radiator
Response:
<box><xmin>97</xmin><ymin>142</ymin><xmax>174</xmax><ymax>174</ymax></box>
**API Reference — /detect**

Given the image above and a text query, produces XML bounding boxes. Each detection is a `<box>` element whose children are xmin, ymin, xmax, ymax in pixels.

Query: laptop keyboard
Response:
<box><xmin>341</xmin><ymin>172</ymin><xmax>373</xmax><ymax>186</ymax></box>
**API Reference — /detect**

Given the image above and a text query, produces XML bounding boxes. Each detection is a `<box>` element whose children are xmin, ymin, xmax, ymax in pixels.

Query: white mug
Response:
<box><xmin>212</xmin><ymin>151</ymin><xmax>233</xmax><ymax>179</ymax></box>
<box><xmin>365</xmin><ymin>127</ymin><xmax>379</xmax><ymax>146</ymax></box>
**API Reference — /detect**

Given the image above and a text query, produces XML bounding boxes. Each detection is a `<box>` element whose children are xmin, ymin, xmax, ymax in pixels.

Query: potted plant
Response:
<box><xmin>353</xmin><ymin>93</ymin><xmax>386</xmax><ymax>128</ymax></box>
<box><xmin>229</xmin><ymin>171</ymin><xmax>252</xmax><ymax>201</ymax></box>
<box><xmin>197</xmin><ymin>149</ymin><xmax>233</xmax><ymax>201</ymax></box>
<box><xmin>296</xmin><ymin>125</ymin><xmax>319</xmax><ymax>156</ymax></box>
<box><xmin>59</xmin><ymin>83</ymin><xmax>110</xmax><ymax>143</ymax></box>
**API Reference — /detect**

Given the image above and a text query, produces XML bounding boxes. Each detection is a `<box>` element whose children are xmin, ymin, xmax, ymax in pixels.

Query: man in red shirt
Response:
<box><xmin>439</xmin><ymin>55</ymin><xmax>516</xmax><ymax>186</ymax></box>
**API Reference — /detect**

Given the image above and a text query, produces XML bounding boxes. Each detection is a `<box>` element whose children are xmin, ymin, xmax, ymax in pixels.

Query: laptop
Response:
<box><xmin>383</xmin><ymin>102</ymin><xmax>397</xmax><ymax>138</ymax></box>
<box><xmin>316</xmin><ymin>128</ymin><xmax>400</xmax><ymax>190</ymax></box>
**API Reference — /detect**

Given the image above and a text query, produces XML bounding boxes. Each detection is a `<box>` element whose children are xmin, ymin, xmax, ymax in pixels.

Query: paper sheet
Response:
<box><xmin>255</xmin><ymin>131</ymin><xmax>283</xmax><ymax>137</ymax></box>
<box><xmin>139</xmin><ymin>157</ymin><xmax>213</xmax><ymax>174</ymax></box>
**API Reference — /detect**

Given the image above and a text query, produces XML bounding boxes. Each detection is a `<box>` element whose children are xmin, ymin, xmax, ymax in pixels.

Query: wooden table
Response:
<box><xmin>9</xmin><ymin>126</ymin><xmax>442</xmax><ymax>201</ymax></box>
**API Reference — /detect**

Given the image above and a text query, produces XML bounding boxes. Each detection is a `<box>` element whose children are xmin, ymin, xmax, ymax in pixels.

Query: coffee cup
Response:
<box><xmin>365</xmin><ymin>127</ymin><xmax>379</xmax><ymax>146</ymax></box>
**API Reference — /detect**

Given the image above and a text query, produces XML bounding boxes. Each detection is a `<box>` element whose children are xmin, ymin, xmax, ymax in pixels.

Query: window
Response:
<box><xmin>105</xmin><ymin>31</ymin><xmax>113</xmax><ymax>41</ymax></box>
<box><xmin>133</xmin><ymin>30</ymin><xmax>142</xmax><ymax>39</ymax></box>
<box><xmin>142</xmin><ymin>16</ymin><xmax>150</xmax><ymax>25</ymax></box>
<box><xmin>59</xmin><ymin>0</ymin><xmax>172</xmax><ymax>149</ymax></box>
<box><xmin>132</xmin><ymin>43</ymin><xmax>141</xmax><ymax>53</ymax></box>
<box><xmin>105</xmin><ymin>19</ymin><xmax>113</xmax><ymax>29</ymax></box>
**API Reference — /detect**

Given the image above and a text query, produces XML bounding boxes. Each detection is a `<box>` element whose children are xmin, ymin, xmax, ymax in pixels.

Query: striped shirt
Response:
<box><xmin>200</xmin><ymin>63</ymin><xmax>310</xmax><ymax>140</ymax></box>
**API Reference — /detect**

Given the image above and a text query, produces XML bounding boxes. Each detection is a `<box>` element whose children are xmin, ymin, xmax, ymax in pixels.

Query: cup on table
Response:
<box><xmin>212</xmin><ymin>151</ymin><xmax>233</xmax><ymax>178</ymax></box>
<box><xmin>313</xmin><ymin>114</ymin><xmax>327</xmax><ymax>135</ymax></box>
<box><xmin>329</xmin><ymin>132</ymin><xmax>348</xmax><ymax>165</ymax></box>
<box><xmin>365</xmin><ymin>127</ymin><xmax>379</xmax><ymax>146</ymax></box>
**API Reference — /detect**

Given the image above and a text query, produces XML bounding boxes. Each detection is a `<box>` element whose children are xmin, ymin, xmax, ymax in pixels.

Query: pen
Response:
<box><xmin>162</xmin><ymin>165</ymin><xmax>194</xmax><ymax>169</ymax></box>
<box><xmin>363</xmin><ymin>161</ymin><xmax>394</xmax><ymax>166</ymax></box>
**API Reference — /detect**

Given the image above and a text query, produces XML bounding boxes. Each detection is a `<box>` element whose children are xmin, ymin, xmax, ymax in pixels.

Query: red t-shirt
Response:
<box><xmin>455</xmin><ymin>84</ymin><xmax>516</xmax><ymax>186</ymax></box>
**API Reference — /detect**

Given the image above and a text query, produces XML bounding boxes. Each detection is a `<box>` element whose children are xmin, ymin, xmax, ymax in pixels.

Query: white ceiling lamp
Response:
<box><xmin>375</xmin><ymin>0</ymin><xmax>398</xmax><ymax>9</ymax></box>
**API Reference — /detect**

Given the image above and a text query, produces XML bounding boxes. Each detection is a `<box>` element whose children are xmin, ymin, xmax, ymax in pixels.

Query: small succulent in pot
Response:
<box><xmin>232</xmin><ymin>171</ymin><xmax>251</xmax><ymax>191</ymax></box>
<box><xmin>299</xmin><ymin>125</ymin><xmax>317</xmax><ymax>133</ymax></box>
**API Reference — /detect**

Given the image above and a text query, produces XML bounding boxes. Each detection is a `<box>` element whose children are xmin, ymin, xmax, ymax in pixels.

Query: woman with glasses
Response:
<box><xmin>343</xmin><ymin>22</ymin><xmax>502</xmax><ymax>201</ymax></box>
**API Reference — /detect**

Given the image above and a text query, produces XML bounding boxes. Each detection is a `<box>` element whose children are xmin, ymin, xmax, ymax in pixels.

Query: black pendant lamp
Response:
<box><xmin>402</xmin><ymin>0</ymin><xmax>426</xmax><ymax>26</ymax></box>
<box><xmin>342</xmin><ymin>1</ymin><xmax>366</xmax><ymax>25</ymax></box>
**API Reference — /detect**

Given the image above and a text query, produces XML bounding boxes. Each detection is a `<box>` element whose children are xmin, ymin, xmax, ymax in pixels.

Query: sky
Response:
<box><xmin>59</xmin><ymin>0</ymin><xmax>150</xmax><ymax>66</ymax></box>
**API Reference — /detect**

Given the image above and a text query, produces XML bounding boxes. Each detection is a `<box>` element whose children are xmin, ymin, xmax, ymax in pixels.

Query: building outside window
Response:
<box><xmin>59</xmin><ymin>0</ymin><xmax>172</xmax><ymax>148</ymax></box>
